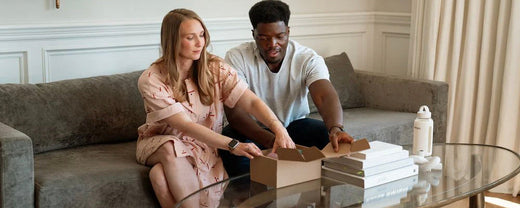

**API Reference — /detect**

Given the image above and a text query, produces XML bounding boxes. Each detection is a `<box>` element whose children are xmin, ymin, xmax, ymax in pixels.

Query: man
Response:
<box><xmin>222</xmin><ymin>0</ymin><xmax>354</xmax><ymax>176</ymax></box>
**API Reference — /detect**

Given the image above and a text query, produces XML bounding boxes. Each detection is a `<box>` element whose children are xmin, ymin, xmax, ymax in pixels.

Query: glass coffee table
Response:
<box><xmin>176</xmin><ymin>143</ymin><xmax>520</xmax><ymax>208</ymax></box>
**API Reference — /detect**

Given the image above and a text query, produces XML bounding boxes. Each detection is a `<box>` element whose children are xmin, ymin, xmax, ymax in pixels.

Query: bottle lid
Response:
<box><xmin>417</xmin><ymin>105</ymin><xmax>431</xmax><ymax>119</ymax></box>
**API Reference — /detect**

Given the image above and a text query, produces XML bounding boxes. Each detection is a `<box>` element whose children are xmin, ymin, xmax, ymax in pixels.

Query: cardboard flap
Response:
<box><xmin>350</xmin><ymin>138</ymin><xmax>370</xmax><ymax>152</ymax></box>
<box><xmin>301</xmin><ymin>146</ymin><xmax>326</xmax><ymax>161</ymax></box>
<box><xmin>277</xmin><ymin>148</ymin><xmax>306</xmax><ymax>161</ymax></box>
<box><xmin>321</xmin><ymin>138</ymin><xmax>371</xmax><ymax>158</ymax></box>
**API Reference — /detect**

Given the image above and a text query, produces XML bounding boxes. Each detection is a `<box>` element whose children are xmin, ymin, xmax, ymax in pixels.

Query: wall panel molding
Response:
<box><xmin>0</xmin><ymin>12</ymin><xmax>411</xmax><ymax>83</ymax></box>
<box><xmin>42</xmin><ymin>44</ymin><xmax>160</xmax><ymax>82</ymax></box>
<box><xmin>380</xmin><ymin>32</ymin><xmax>411</xmax><ymax>75</ymax></box>
<box><xmin>0</xmin><ymin>23</ymin><xmax>161</xmax><ymax>41</ymax></box>
<box><xmin>0</xmin><ymin>12</ymin><xmax>410</xmax><ymax>42</ymax></box>
<box><xmin>0</xmin><ymin>51</ymin><xmax>28</xmax><ymax>83</ymax></box>
<box><xmin>374</xmin><ymin>12</ymin><xmax>412</xmax><ymax>25</ymax></box>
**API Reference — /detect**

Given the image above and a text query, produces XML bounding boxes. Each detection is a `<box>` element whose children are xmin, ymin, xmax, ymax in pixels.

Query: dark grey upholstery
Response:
<box><xmin>0</xmin><ymin>70</ymin><xmax>158</xmax><ymax>208</ymax></box>
<box><xmin>0</xmin><ymin>122</ymin><xmax>34</xmax><ymax>208</ymax></box>
<box><xmin>308</xmin><ymin>52</ymin><xmax>448</xmax><ymax>144</ymax></box>
<box><xmin>0</xmin><ymin>71</ymin><xmax>145</xmax><ymax>154</ymax></box>
<box><xmin>325</xmin><ymin>52</ymin><xmax>364</xmax><ymax>109</ymax></box>
<box><xmin>34</xmin><ymin>142</ymin><xmax>157</xmax><ymax>207</ymax></box>
<box><xmin>308</xmin><ymin>108</ymin><xmax>416</xmax><ymax>145</ymax></box>
<box><xmin>0</xmin><ymin>52</ymin><xmax>448</xmax><ymax>208</ymax></box>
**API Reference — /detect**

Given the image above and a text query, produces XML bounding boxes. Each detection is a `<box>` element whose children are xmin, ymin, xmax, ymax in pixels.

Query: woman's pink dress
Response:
<box><xmin>136</xmin><ymin>58</ymin><xmax>247</xmax><ymax>207</ymax></box>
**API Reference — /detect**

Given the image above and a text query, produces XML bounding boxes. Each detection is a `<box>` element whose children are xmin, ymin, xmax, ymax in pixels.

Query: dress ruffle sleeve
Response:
<box><xmin>213</xmin><ymin>61</ymin><xmax>248</xmax><ymax>108</ymax></box>
<box><xmin>138</xmin><ymin>69</ymin><xmax>185</xmax><ymax>123</ymax></box>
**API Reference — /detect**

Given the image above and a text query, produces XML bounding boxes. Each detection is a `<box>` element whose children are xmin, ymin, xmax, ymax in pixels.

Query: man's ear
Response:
<box><xmin>287</xmin><ymin>27</ymin><xmax>290</xmax><ymax>36</ymax></box>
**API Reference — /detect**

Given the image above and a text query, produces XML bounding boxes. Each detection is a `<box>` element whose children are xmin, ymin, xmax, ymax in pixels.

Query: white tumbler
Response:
<box><xmin>413</xmin><ymin>105</ymin><xmax>434</xmax><ymax>156</ymax></box>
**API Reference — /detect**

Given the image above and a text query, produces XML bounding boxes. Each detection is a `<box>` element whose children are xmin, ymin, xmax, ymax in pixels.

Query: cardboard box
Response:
<box><xmin>238</xmin><ymin>179</ymin><xmax>322</xmax><ymax>207</ymax></box>
<box><xmin>250</xmin><ymin>139</ymin><xmax>370</xmax><ymax>188</ymax></box>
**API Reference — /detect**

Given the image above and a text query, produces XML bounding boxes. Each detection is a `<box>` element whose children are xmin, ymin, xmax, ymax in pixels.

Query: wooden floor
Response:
<box><xmin>442</xmin><ymin>192</ymin><xmax>520</xmax><ymax>208</ymax></box>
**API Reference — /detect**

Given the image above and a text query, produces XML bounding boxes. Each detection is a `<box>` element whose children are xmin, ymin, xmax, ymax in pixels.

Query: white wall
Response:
<box><xmin>0</xmin><ymin>0</ymin><xmax>411</xmax><ymax>84</ymax></box>
<box><xmin>374</xmin><ymin>0</ymin><xmax>412</xmax><ymax>12</ymax></box>
<box><xmin>0</xmin><ymin>0</ymin><xmax>380</xmax><ymax>25</ymax></box>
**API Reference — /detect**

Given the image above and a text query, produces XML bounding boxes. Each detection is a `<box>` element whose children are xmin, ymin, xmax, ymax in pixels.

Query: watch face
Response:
<box><xmin>228</xmin><ymin>139</ymin><xmax>239</xmax><ymax>149</ymax></box>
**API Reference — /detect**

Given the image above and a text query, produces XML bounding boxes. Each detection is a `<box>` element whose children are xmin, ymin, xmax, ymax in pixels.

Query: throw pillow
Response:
<box><xmin>324</xmin><ymin>52</ymin><xmax>364</xmax><ymax>109</ymax></box>
<box><xmin>308</xmin><ymin>52</ymin><xmax>364</xmax><ymax>113</ymax></box>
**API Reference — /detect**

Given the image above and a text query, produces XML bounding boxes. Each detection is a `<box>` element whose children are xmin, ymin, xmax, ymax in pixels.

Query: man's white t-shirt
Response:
<box><xmin>225</xmin><ymin>40</ymin><xmax>329</xmax><ymax>127</ymax></box>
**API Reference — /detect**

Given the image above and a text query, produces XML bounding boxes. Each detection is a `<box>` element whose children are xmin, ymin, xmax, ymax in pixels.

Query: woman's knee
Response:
<box><xmin>149</xmin><ymin>164</ymin><xmax>169</xmax><ymax>191</ymax></box>
<box><xmin>147</xmin><ymin>141</ymin><xmax>176</xmax><ymax>165</ymax></box>
<box><xmin>158</xmin><ymin>141</ymin><xmax>176</xmax><ymax>156</ymax></box>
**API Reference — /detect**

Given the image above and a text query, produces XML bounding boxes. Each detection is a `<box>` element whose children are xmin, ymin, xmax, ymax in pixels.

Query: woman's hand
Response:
<box><xmin>230</xmin><ymin>142</ymin><xmax>263</xmax><ymax>159</ymax></box>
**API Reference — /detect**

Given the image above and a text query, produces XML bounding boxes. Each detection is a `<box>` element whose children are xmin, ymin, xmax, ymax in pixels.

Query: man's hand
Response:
<box><xmin>329</xmin><ymin>128</ymin><xmax>354</xmax><ymax>152</ymax></box>
<box><xmin>271</xmin><ymin>129</ymin><xmax>295</xmax><ymax>153</ymax></box>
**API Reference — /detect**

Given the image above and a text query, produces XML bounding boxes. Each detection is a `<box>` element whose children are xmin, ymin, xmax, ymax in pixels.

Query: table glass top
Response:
<box><xmin>176</xmin><ymin>143</ymin><xmax>520</xmax><ymax>208</ymax></box>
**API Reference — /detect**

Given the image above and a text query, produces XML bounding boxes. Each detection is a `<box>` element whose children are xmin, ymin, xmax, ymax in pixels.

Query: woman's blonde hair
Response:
<box><xmin>154</xmin><ymin>9</ymin><xmax>216</xmax><ymax>105</ymax></box>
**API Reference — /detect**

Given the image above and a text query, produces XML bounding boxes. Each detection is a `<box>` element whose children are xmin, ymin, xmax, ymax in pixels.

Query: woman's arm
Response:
<box><xmin>234</xmin><ymin>90</ymin><xmax>295</xmax><ymax>153</ymax></box>
<box><xmin>163</xmin><ymin>113</ymin><xmax>262</xmax><ymax>159</ymax></box>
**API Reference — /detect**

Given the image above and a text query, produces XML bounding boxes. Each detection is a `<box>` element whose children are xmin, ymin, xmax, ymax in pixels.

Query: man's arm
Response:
<box><xmin>308</xmin><ymin>79</ymin><xmax>354</xmax><ymax>151</ymax></box>
<box><xmin>224</xmin><ymin>47</ymin><xmax>277</xmax><ymax>148</ymax></box>
<box><xmin>224</xmin><ymin>106</ymin><xmax>276</xmax><ymax>148</ymax></box>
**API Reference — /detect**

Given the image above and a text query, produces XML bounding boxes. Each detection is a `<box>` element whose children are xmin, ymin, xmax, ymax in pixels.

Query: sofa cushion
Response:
<box><xmin>308</xmin><ymin>52</ymin><xmax>364</xmax><ymax>113</ymax></box>
<box><xmin>307</xmin><ymin>107</ymin><xmax>415</xmax><ymax>145</ymax></box>
<box><xmin>34</xmin><ymin>141</ymin><xmax>158</xmax><ymax>208</ymax></box>
<box><xmin>0</xmin><ymin>70</ymin><xmax>146</xmax><ymax>154</ymax></box>
<box><xmin>326</xmin><ymin>52</ymin><xmax>364</xmax><ymax>109</ymax></box>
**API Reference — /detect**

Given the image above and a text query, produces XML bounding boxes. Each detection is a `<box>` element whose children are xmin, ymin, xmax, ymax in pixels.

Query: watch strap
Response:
<box><xmin>328</xmin><ymin>125</ymin><xmax>344</xmax><ymax>134</ymax></box>
<box><xmin>227</xmin><ymin>139</ymin><xmax>239</xmax><ymax>151</ymax></box>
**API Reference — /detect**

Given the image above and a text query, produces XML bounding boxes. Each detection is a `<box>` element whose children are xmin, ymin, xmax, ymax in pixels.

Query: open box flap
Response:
<box><xmin>321</xmin><ymin>138</ymin><xmax>370</xmax><ymax>158</ymax></box>
<box><xmin>301</xmin><ymin>146</ymin><xmax>326</xmax><ymax>161</ymax></box>
<box><xmin>277</xmin><ymin>148</ymin><xmax>305</xmax><ymax>161</ymax></box>
<box><xmin>277</xmin><ymin>145</ymin><xmax>325</xmax><ymax>162</ymax></box>
<box><xmin>350</xmin><ymin>138</ymin><xmax>371</xmax><ymax>152</ymax></box>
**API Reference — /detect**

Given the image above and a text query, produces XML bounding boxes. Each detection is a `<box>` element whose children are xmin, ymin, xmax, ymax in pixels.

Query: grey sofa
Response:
<box><xmin>0</xmin><ymin>52</ymin><xmax>447</xmax><ymax>208</ymax></box>
<box><xmin>307</xmin><ymin>52</ymin><xmax>448</xmax><ymax>145</ymax></box>
<box><xmin>0</xmin><ymin>71</ymin><xmax>158</xmax><ymax>207</ymax></box>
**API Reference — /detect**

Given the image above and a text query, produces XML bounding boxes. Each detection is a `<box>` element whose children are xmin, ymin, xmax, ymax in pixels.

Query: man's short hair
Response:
<box><xmin>249</xmin><ymin>0</ymin><xmax>290</xmax><ymax>29</ymax></box>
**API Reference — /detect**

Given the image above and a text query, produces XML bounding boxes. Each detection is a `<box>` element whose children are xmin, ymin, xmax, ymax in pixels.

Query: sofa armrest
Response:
<box><xmin>355</xmin><ymin>70</ymin><xmax>449</xmax><ymax>143</ymax></box>
<box><xmin>0</xmin><ymin>122</ymin><xmax>34</xmax><ymax>208</ymax></box>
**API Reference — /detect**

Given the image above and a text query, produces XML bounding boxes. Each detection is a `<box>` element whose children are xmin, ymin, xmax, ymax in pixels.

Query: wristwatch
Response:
<box><xmin>328</xmin><ymin>125</ymin><xmax>344</xmax><ymax>134</ymax></box>
<box><xmin>227</xmin><ymin>139</ymin><xmax>239</xmax><ymax>151</ymax></box>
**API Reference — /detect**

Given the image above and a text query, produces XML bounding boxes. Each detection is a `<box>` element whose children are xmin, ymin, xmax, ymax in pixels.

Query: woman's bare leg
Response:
<box><xmin>147</xmin><ymin>141</ymin><xmax>200</xmax><ymax>208</ymax></box>
<box><xmin>149</xmin><ymin>163</ymin><xmax>176</xmax><ymax>207</ymax></box>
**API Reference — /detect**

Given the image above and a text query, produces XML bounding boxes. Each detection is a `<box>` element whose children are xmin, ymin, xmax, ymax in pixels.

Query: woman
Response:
<box><xmin>136</xmin><ymin>9</ymin><xmax>295</xmax><ymax>207</ymax></box>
